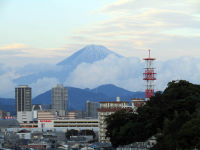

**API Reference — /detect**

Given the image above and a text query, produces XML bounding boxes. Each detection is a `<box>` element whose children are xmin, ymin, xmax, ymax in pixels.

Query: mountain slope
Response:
<box><xmin>57</xmin><ymin>45</ymin><xmax>121</xmax><ymax>66</ymax></box>
<box><xmin>0</xmin><ymin>98</ymin><xmax>15</xmax><ymax>115</ymax></box>
<box><xmin>91</xmin><ymin>84</ymin><xmax>135</xmax><ymax>97</ymax></box>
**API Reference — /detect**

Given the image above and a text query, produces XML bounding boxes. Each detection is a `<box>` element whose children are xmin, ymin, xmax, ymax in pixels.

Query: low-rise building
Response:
<box><xmin>132</xmin><ymin>98</ymin><xmax>146</xmax><ymax>111</ymax></box>
<box><xmin>98</xmin><ymin>97</ymin><xmax>130</xmax><ymax>143</ymax></box>
<box><xmin>17</xmin><ymin>129</ymin><xmax>31</xmax><ymax>139</ymax></box>
<box><xmin>17</xmin><ymin>111</ymin><xmax>33</xmax><ymax>123</ymax></box>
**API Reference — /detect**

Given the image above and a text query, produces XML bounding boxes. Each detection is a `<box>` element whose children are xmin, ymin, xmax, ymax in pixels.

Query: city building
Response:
<box><xmin>98</xmin><ymin>97</ymin><xmax>130</xmax><ymax>143</ymax></box>
<box><xmin>132</xmin><ymin>98</ymin><xmax>146</xmax><ymax>111</ymax></box>
<box><xmin>37</xmin><ymin>119</ymin><xmax>98</xmax><ymax>129</ymax></box>
<box><xmin>66</xmin><ymin>110</ymin><xmax>84</xmax><ymax>119</ymax></box>
<box><xmin>38</xmin><ymin>111</ymin><xmax>56</xmax><ymax>120</ymax></box>
<box><xmin>86</xmin><ymin>100</ymin><xmax>99</xmax><ymax>119</ymax></box>
<box><xmin>52</xmin><ymin>84</ymin><xmax>68</xmax><ymax>116</ymax></box>
<box><xmin>15</xmin><ymin>85</ymin><xmax>33</xmax><ymax>123</ymax></box>
<box><xmin>0</xmin><ymin>120</ymin><xmax>20</xmax><ymax>132</ymax></box>
<box><xmin>17</xmin><ymin>111</ymin><xmax>33</xmax><ymax>123</ymax></box>
<box><xmin>15</xmin><ymin>85</ymin><xmax>32</xmax><ymax>112</ymax></box>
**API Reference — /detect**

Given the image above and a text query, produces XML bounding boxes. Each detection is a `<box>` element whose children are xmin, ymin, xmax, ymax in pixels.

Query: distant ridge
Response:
<box><xmin>0</xmin><ymin>84</ymin><xmax>145</xmax><ymax>113</ymax></box>
<box><xmin>32</xmin><ymin>84</ymin><xmax>145</xmax><ymax>110</ymax></box>
<box><xmin>91</xmin><ymin>84</ymin><xmax>134</xmax><ymax>97</ymax></box>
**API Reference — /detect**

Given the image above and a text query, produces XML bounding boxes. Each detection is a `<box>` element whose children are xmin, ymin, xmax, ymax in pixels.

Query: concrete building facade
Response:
<box><xmin>98</xmin><ymin>98</ymin><xmax>130</xmax><ymax>143</ymax></box>
<box><xmin>52</xmin><ymin>84</ymin><xmax>68</xmax><ymax>116</ymax></box>
<box><xmin>132</xmin><ymin>98</ymin><xmax>146</xmax><ymax>111</ymax></box>
<box><xmin>17</xmin><ymin>111</ymin><xmax>33</xmax><ymax>123</ymax></box>
<box><xmin>86</xmin><ymin>100</ymin><xmax>99</xmax><ymax>119</ymax></box>
<box><xmin>15</xmin><ymin>85</ymin><xmax>32</xmax><ymax>123</ymax></box>
<box><xmin>15</xmin><ymin>85</ymin><xmax>32</xmax><ymax>112</ymax></box>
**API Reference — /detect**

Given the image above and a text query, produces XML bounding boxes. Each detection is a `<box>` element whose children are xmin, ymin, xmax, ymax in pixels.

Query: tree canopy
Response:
<box><xmin>105</xmin><ymin>80</ymin><xmax>200</xmax><ymax>149</ymax></box>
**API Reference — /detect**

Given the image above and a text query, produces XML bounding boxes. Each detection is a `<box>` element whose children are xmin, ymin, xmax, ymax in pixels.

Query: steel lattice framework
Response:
<box><xmin>143</xmin><ymin>49</ymin><xmax>156</xmax><ymax>99</ymax></box>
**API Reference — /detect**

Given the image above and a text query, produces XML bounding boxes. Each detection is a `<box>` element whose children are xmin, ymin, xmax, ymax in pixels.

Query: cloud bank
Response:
<box><xmin>65</xmin><ymin>55</ymin><xmax>200</xmax><ymax>92</ymax></box>
<box><xmin>1</xmin><ymin>54</ymin><xmax>200</xmax><ymax>98</ymax></box>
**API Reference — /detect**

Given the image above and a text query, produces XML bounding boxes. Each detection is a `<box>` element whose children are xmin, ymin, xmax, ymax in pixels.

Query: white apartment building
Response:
<box><xmin>98</xmin><ymin>98</ymin><xmax>130</xmax><ymax>143</ymax></box>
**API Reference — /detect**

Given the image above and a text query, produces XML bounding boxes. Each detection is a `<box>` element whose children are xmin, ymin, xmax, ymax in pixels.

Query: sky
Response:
<box><xmin>0</xmin><ymin>0</ymin><xmax>200</xmax><ymax>97</ymax></box>
<box><xmin>0</xmin><ymin>0</ymin><xmax>199</xmax><ymax>65</ymax></box>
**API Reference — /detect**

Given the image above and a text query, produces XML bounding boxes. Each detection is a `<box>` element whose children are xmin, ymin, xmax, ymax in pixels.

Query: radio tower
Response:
<box><xmin>143</xmin><ymin>49</ymin><xmax>156</xmax><ymax>100</ymax></box>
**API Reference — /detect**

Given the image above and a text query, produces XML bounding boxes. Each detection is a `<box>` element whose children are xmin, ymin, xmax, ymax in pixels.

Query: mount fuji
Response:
<box><xmin>14</xmin><ymin>45</ymin><xmax>122</xmax><ymax>85</ymax></box>
<box><xmin>58</xmin><ymin>45</ymin><xmax>122</xmax><ymax>66</ymax></box>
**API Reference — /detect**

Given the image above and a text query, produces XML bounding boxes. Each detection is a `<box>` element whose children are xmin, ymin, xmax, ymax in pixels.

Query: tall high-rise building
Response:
<box><xmin>52</xmin><ymin>84</ymin><xmax>68</xmax><ymax>116</ymax></box>
<box><xmin>15</xmin><ymin>85</ymin><xmax>32</xmax><ymax>112</ymax></box>
<box><xmin>86</xmin><ymin>100</ymin><xmax>99</xmax><ymax>119</ymax></box>
<box><xmin>15</xmin><ymin>85</ymin><xmax>32</xmax><ymax>123</ymax></box>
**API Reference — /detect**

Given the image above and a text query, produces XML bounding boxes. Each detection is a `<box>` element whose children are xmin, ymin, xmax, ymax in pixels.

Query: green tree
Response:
<box><xmin>105</xmin><ymin>80</ymin><xmax>200</xmax><ymax>149</ymax></box>
<box><xmin>79</xmin><ymin>129</ymin><xmax>96</xmax><ymax>138</ymax></box>
<box><xmin>65</xmin><ymin>129</ymin><xmax>79</xmax><ymax>139</ymax></box>
<box><xmin>105</xmin><ymin>109</ymin><xmax>137</xmax><ymax>147</ymax></box>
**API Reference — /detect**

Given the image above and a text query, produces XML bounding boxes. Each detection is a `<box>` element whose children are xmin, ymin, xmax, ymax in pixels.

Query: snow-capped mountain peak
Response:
<box><xmin>57</xmin><ymin>45</ymin><xmax>122</xmax><ymax>66</ymax></box>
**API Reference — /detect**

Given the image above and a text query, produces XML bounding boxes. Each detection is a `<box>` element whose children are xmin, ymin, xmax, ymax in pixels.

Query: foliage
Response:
<box><xmin>105</xmin><ymin>80</ymin><xmax>200</xmax><ymax>149</ymax></box>
<box><xmin>65</xmin><ymin>129</ymin><xmax>78</xmax><ymax>139</ymax></box>
<box><xmin>105</xmin><ymin>109</ymin><xmax>137</xmax><ymax>147</ymax></box>
<box><xmin>79</xmin><ymin>129</ymin><xmax>96</xmax><ymax>138</ymax></box>
<box><xmin>65</xmin><ymin>129</ymin><xmax>96</xmax><ymax>140</ymax></box>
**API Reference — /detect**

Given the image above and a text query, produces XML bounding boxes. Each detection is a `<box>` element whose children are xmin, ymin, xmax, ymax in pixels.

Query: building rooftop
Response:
<box><xmin>0</xmin><ymin>119</ymin><xmax>20</xmax><ymax>128</ymax></box>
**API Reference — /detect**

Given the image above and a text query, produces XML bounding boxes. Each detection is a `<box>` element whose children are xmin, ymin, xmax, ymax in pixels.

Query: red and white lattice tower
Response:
<box><xmin>143</xmin><ymin>49</ymin><xmax>156</xmax><ymax>100</ymax></box>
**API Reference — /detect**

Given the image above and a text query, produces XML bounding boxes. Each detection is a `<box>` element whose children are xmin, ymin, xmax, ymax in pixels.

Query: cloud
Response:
<box><xmin>15</xmin><ymin>63</ymin><xmax>62</xmax><ymax>76</ymax></box>
<box><xmin>64</xmin><ymin>54</ymin><xmax>200</xmax><ymax>93</ymax></box>
<box><xmin>102</xmin><ymin>0</ymin><xmax>200</xmax><ymax>14</ymax></box>
<box><xmin>0</xmin><ymin>53</ymin><xmax>200</xmax><ymax>98</ymax></box>
<box><xmin>30</xmin><ymin>77</ymin><xmax>59</xmax><ymax>98</ymax></box>
<box><xmin>0</xmin><ymin>74</ymin><xmax>16</xmax><ymax>98</ymax></box>
<box><xmin>0</xmin><ymin>43</ymin><xmax>74</xmax><ymax>66</ymax></box>
<box><xmin>65</xmin><ymin>0</ymin><xmax>200</xmax><ymax>60</ymax></box>
<box><xmin>156</xmin><ymin>56</ymin><xmax>200</xmax><ymax>91</ymax></box>
<box><xmin>65</xmin><ymin>54</ymin><xmax>144</xmax><ymax>91</ymax></box>
<box><xmin>0</xmin><ymin>43</ymin><xmax>28</xmax><ymax>50</ymax></box>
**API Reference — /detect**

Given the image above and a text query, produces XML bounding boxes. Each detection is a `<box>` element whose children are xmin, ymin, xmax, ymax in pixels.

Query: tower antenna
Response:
<box><xmin>143</xmin><ymin>49</ymin><xmax>156</xmax><ymax>100</ymax></box>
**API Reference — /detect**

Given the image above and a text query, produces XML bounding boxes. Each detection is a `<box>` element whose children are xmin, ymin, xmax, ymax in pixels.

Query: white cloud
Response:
<box><xmin>15</xmin><ymin>63</ymin><xmax>62</xmax><ymax>76</ymax></box>
<box><xmin>0</xmin><ymin>74</ymin><xmax>16</xmax><ymax>98</ymax></box>
<box><xmin>66</xmin><ymin>0</ymin><xmax>200</xmax><ymax>60</ymax></box>
<box><xmin>30</xmin><ymin>77</ymin><xmax>59</xmax><ymax>98</ymax></box>
<box><xmin>65</xmin><ymin>54</ymin><xmax>144</xmax><ymax>91</ymax></box>
<box><xmin>157</xmin><ymin>56</ymin><xmax>200</xmax><ymax>90</ymax></box>
<box><xmin>65</xmin><ymin>54</ymin><xmax>200</xmax><ymax>93</ymax></box>
<box><xmin>0</xmin><ymin>43</ymin><xmax>74</xmax><ymax>66</ymax></box>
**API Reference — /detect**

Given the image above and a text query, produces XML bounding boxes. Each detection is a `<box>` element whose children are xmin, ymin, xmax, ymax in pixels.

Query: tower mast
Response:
<box><xmin>143</xmin><ymin>49</ymin><xmax>156</xmax><ymax>100</ymax></box>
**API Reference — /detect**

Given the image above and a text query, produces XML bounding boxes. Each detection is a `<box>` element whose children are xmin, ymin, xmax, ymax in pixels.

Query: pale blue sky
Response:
<box><xmin>0</xmin><ymin>0</ymin><xmax>114</xmax><ymax>48</ymax></box>
<box><xmin>0</xmin><ymin>0</ymin><xmax>200</xmax><ymax>65</ymax></box>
